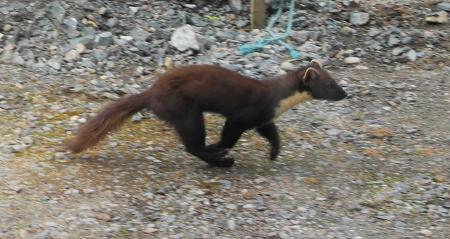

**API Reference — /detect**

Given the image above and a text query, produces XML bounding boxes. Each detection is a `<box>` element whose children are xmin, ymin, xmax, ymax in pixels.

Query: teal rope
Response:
<box><xmin>239</xmin><ymin>0</ymin><xmax>300</xmax><ymax>59</ymax></box>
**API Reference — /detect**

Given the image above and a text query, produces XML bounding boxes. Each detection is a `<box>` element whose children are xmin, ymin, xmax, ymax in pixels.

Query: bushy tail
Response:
<box><xmin>66</xmin><ymin>92</ymin><xmax>150</xmax><ymax>153</ymax></box>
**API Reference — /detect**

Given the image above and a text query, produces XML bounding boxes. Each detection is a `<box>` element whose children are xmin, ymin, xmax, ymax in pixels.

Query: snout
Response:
<box><xmin>341</xmin><ymin>90</ymin><xmax>348</xmax><ymax>99</ymax></box>
<box><xmin>332</xmin><ymin>88</ymin><xmax>347</xmax><ymax>101</ymax></box>
<box><xmin>312</xmin><ymin>84</ymin><xmax>348</xmax><ymax>101</ymax></box>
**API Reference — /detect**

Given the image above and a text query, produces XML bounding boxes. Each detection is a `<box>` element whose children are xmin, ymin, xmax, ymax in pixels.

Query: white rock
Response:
<box><xmin>53</xmin><ymin>152</ymin><xmax>67</xmax><ymax>160</ymax></box>
<box><xmin>281</xmin><ymin>61</ymin><xmax>296</xmax><ymax>71</ymax></box>
<box><xmin>169</xmin><ymin>25</ymin><xmax>200</xmax><ymax>52</ymax></box>
<box><xmin>47</xmin><ymin>57</ymin><xmax>62</xmax><ymax>70</ymax></box>
<box><xmin>4</xmin><ymin>43</ymin><xmax>16</xmax><ymax>51</ymax></box>
<box><xmin>326</xmin><ymin>128</ymin><xmax>341</xmax><ymax>136</ymax></box>
<box><xmin>406</xmin><ymin>49</ymin><xmax>417</xmax><ymax>62</ymax></box>
<box><xmin>119</xmin><ymin>35</ymin><xmax>133</xmax><ymax>42</ymax></box>
<box><xmin>426</xmin><ymin>11</ymin><xmax>448</xmax><ymax>24</ymax></box>
<box><xmin>75</xmin><ymin>43</ymin><xmax>86</xmax><ymax>54</ymax></box>
<box><xmin>129</xmin><ymin>6</ymin><xmax>139</xmax><ymax>15</ymax></box>
<box><xmin>354</xmin><ymin>65</ymin><xmax>369</xmax><ymax>70</ymax></box>
<box><xmin>229</xmin><ymin>0</ymin><xmax>242</xmax><ymax>12</ymax></box>
<box><xmin>3</xmin><ymin>24</ymin><xmax>12</xmax><ymax>32</ymax></box>
<box><xmin>10</xmin><ymin>144</ymin><xmax>26</xmax><ymax>153</ymax></box>
<box><xmin>419</xmin><ymin>229</ymin><xmax>432</xmax><ymax>236</ymax></box>
<box><xmin>144</xmin><ymin>228</ymin><xmax>158</xmax><ymax>234</ymax></box>
<box><xmin>297</xmin><ymin>41</ymin><xmax>321</xmax><ymax>52</ymax></box>
<box><xmin>183</xmin><ymin>4</ymin><xmax>196</xmax><ymax>9</ymax></box>
<box><xmin>350</xmin><ymin>12</ymin><xmax>370</xmax><ymax>25</ymax></box>
<box><xmin>64</xmin><ymin>17</ymin><xmax>78</xmax><ymax>30</ymax></box>
<box><xmin>227</xmin><ymin>219</ymin><xmax>236</xmax><ymax>230</ymax></box>
<box><xmin>243</xmin><ymin>204</ymin><xmax>255</xmax><ymax>209</ymax></box>
<box><xmin>64</xmin><ymin>50</ymin><xmax>80</xmax><ymax>62</ymax></box>
<box><xmin>344</xmin><ymin>56</ymin><xmax>361</xmax><ymax>64</ymax></box>
<box><xmin>44</xmin><ymin>221</ymin><xmax>59</xmax><ymax>227</ymax></box>
<box><xmin>340</xmin><ymin>26</ymin><xmax>356</xmax><ymax>35</ymax></box>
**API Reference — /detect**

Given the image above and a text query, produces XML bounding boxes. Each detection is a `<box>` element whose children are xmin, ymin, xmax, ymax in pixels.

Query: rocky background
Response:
<box><xmin>0</xmin><ymin>0</ymin><xmax>449</xmax><ymax>238</ymax></box>
<box><xmin>1</xmin><ymin>0</ymin><xmax>449</xmax><ymax>77</ymax></box>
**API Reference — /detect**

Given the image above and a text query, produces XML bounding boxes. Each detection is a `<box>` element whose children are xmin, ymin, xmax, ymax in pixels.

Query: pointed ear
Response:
<box><xmin>310</xmin><ymin>59</ymin><xmax>322</xmax><ymax>70</ymax></box>
<box><xmin>301</xmin><ymin>67</ymin><xmax>319</xmax><ymax>85</ymax></box>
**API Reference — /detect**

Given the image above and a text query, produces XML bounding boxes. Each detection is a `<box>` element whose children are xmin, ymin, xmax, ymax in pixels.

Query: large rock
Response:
<box><xmin>63</xmin><ymin>17</ymin><xmax>78</xmax><ymax>30</ymax></box>
<box><xmin>94</xmin><ymin>32</ymin><xmax>114</xmax><ymax>46</ymax></box>
<box><xmin>49</xmin><ymin>1</ymin><xmax>65</xmax><ymax>23</ymax></box>
<box><xmin>3</xmin><ymin>24</ymin><xmax>12</xmax><ymax>32</ymax></box>
<box><xmin>406</xmin><ymin>49</ymin><xmax>417</xmax><ymax>61</ymax></box>
<box><xmin>229</xmin><ymin>0</ymin><xmax>242</xmax><ymax>12</ymax></box>
<box><xmin>64</xmin><ymin>49</ymin><xmax>80</xmax><ymax>62</ymax></box>
<box><xmin>344</xmin><ymin>56</ymin><xmax>361</xmax><ymax>64</ymax></box>
<box><xmin>47</xmin><ymin>56</ymin><xmax>62</xmax><ymax>70</ymax></box>
<box><xmin>169</xmin><ymin>25</ymin><xmax>201</xmax><ymax>52</ymax></box>
<box><xmin>69</xmin><ymin>35</ymin><xmax>95</xmax><ymax>49</ymax></box>
<box><xmin>392</xmin><ymin>47</ymin><xmax>408</xmax><ymax>56</ymax></box>
<box><xmin>130</xmin><ymin>28</ymin><xmax>151</xmax><ymax>41</ymax></box>
<box><xmin>388</xmin><ymin>35</ymin><xmax>400</xmax><ymax>46</ymax></box>
<box><xmin>350</xmin><ymin>12</ymin><xmax>370</xmax><ymax>25</ymax></box>
<box><xmin>1</xmin><ymin>50</ymin><xmax>24</xmax><ymax>66</ymax></box>
<box><xmin>437</xmin><ymin>2</ymin><xmax>450</xmax><ymax>12</ymax></box>
<box><xmin>425</xmin><ymin>11</ymin><xmax>448</xmax><ymax>24</ymax></box>
<box><xmin>291</xmin><ymin>30</ymin><xmax>311</xmax><ymax>43</ymax></box>
<box><xmin>297</xmin><ymin>41</ymin><xmax>321</xmax><ymax>52</ymax></box>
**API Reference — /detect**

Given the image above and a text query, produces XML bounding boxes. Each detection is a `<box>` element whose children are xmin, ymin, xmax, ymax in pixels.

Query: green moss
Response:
<box><xmin>0</xmin><ymin>194</ymin><xmax>11</xmax><ymax>204</ymax></box>
<box><xmin>47</xmin><ymin>111</ymin><xmax>83</xmax><ymax>121</ymax></box>
<box><xmin>116</xmin><ymin>227</ymin><xmax>130</xmax><ymax>237</ymax></box>
<box><xmin>353</xmin><ymin>169</ymin><xmax>406</xmax><ymax>195</ymax></box>
<box><xmin>0</xmin><ymin>114</ymin><xmax>15</xmax><ymax>122</ymax></box>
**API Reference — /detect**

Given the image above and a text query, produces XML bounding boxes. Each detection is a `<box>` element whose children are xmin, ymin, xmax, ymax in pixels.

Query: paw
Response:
<box><xmin>270</xmin><ymin>149</ymin><xmax>279</xmax><ymax>160</ymax></box>
<box><xmin>205</xmin><ymin>144</ymin><xmax>227</xmax><ymax>157</ymax></box>
<box><xmin>210</xmin><ymin>157</ymin><xmax>235</xmax><ymax>167</ymax></box>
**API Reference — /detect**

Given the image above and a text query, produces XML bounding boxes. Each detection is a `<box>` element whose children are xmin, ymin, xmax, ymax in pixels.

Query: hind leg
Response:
<box><xmin>172</xmin><ymin>111</ymin><xmax>234</xmax><ymax>167</ymax></box>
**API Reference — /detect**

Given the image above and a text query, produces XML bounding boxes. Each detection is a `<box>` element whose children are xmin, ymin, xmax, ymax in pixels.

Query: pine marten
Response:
<box><xmin>66</xmin><ymin>60</ymin><xmax>347</xmax><ymax>167</ymax></box>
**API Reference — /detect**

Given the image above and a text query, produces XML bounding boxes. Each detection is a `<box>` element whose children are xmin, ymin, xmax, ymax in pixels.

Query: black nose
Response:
<box><xmin>337</xmin><ymin>87</ymin><xmax>347</xmax><ymax>98</ymax></box>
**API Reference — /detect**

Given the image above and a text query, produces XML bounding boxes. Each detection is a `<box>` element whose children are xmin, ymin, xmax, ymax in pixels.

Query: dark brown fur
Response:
<box><xmin>66</xmin><ymin>92</ymin><xmax>150</xmax><ymax>153</ymax></box>
<box><xmin>66</xmin><ymin>60</ymin><xmax>346</xmax><ymax>167</ymax></box>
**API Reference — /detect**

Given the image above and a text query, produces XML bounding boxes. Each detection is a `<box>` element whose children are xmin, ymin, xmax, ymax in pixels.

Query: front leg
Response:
<box><xmin>256</xmin><ymin>122</ymin><xmax>280</xmax><ymax>160</ymax></box>
<box><xmin>207</xmin><ymin>120</ymin><xmax>246</xmax><ymax>151</ymax></box>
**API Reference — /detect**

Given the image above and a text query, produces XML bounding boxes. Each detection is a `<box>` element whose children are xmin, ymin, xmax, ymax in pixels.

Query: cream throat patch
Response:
<box><xmin>274</xmin><ymin>91</ymin><xmax>312</xmax><ymax>118</ymax></box>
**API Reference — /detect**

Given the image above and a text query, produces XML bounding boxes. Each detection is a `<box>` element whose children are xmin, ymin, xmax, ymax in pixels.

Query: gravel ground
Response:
<box><xmin>1</xmin><ymin>0</ymin><xmax>450</xmax><ymax>238</ymax></box>
<box><xmin>1</xmin><ymin>64</ymin><xmax>449</xmax><ymax>238</ymax></box>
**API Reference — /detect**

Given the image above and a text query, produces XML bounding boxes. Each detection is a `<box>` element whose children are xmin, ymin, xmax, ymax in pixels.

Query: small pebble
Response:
<box><xmin>344</xmin><ymin>57</ymin><xmax>361</xmax><ymax>64</ymax></box>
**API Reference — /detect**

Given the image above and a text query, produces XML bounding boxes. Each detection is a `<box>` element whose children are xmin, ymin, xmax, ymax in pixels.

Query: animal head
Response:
<box><xmin>299</xmin><ymin>60</ymin><xmax>347</xmax><ymax>101</ymax></box>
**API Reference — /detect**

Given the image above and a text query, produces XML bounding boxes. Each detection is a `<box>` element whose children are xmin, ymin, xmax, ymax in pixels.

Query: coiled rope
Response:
<box><xmin>239</xmin><ymin>0</ymin><xmax>300</xmax><ymax>59</ymax></box>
